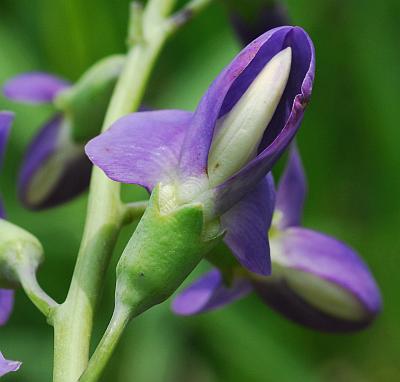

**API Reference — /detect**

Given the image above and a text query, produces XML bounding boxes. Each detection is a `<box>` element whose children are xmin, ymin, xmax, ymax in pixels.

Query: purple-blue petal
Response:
<box><xmin>0</xmin><ymin>351</ymin><xmax>21</xmax><ymax>377</ymax></box>
<box><xmin>172</xmin><ymin>269</ymin><xmax>252</xmax><ymax>315</ymax></box>
<box><xmin>0</xmin><ymin>111</ymin><xmax>13</xmax><ymax>167</ymax></box>
<box><xmin>0</xmin><ymin>289</ymin><xmax>14</xmax><ymax>326</ymax></box>
<box><xmin>3</xmin><ymin>72</ymin><xmax>70</xmax><ymax>104</ymax></box>
<box><xmin>86</xmin><ymin>110</ymin><xmax>192</xmax><ymax>192</ymax></box>
<box><xmin>213</xmin><ymin>27</ymin><xmax>315</xmax><ymax>215</ymax></box>
<box><xmin>179</xmin><ymin>26</ymin><xmax>294</xmax><ymax>180</ymax></box>
<box><xmin>254</xmin><ymin>227</ymin><xmax>381</xmax><ymax>331</ymax></box>
<box><xmin>19</xmin><ymin>115</ymin><xmax>92</xmax><ymax>209</ymax></box>
<box><xmin>276</xmin><ymin>143</ymin><xmax>307</xmax><ymax>228</ymax></box>
<box><xmin>221</xmin><ymin>174</ymin><xmax>275</xmax><ymax>275</ymax></box>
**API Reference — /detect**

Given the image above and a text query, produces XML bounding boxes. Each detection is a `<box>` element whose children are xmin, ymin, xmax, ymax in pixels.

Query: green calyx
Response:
<box><xmin>0</xmin><ymin>219</ymin><xmax>43</xmax><ymax>288</ymax></box>
<box><xmin>55</xmin><ymin>55</ymin><xmax>126</xmax><ymax>143</ymax></box>
<box><xmin>116</xmin><ymin>186</ymin><xmax>223</xmax><ymax>318</ymax></box>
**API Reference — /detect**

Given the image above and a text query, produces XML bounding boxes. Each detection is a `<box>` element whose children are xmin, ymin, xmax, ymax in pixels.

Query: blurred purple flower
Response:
<box><xmin>86</xmin><ymin>26</ymin><xmax>315</xmax><ymax>276</ymax></box>
<box><xmin>0</xmin><ymin>112</ymin><xmax>15</xmax><ymax>327</ymax></box>
<box><xmin>172</xmin><ymin>145</ymin><xmax>382</xmax><ymax>332</ymax></box>
<box><xmin>0</xmin><ymin>112</ymin><xmax>20</xmax><ymax>377</ymax></box>
<box><xmin>0</xmin><ymin>352</ymin><xmax>21</xmax><ymax>377</ymax></box>
<box><xmin>3</xmin><ymin>72</ymin><xmax>92</xmax><ymax>209</ymax></box>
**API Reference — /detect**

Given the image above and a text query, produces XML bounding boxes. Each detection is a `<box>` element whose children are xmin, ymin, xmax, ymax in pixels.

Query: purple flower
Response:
<box><xmin>3</xmin><ymin>56</ymin><xmax>124</xmax><ymax>209</ymax></box>
<box><xmin>3</xmin><ymin>72</ymin><xmax>91</xmax><ymax>209</ymax></box>
<box><xmin>0</xmin><ymin>112</ymin><xmax>15</xmax><ymax>327</ymax></box>
<box><xmin>172</xmin><ymin>146</ymin><xmax>382</xmax><ymax>332</ymax></box>
<box><xmin>86</xmin><ymin>26</ymin><xmax>315</xmax><ymax>276</ymax></box>
<box><xmin>0</xmin><ymin>352</ymin><xmax>21</xmax><ymax>377</ymax></box>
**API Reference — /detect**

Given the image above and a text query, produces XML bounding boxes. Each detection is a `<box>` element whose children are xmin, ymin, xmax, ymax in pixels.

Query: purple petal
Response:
<box><xmin>0</xmin><ymin>111</ymin><xmax>13</xmax><ymax>167</ymax></box>
<box><xmin>179</xmin><ymin>26</ymin><xmax>294</xmax><ymax>180</ymax></box>
<box><xmin>0</xmin><ymin>289</ymin><xmax>14</xmax><ymax>326</ymax></box>
<box><xmin>276</xmin><ymin>143</ymin><xmax>307</xmax><ymax>228</ymax></box>
<box><xmin>221</xmin><ymin>174</ymin><xmax>275</xmax><ymax>275</ymax></box>
<box><xmin>86</xmin><ymin>110</ymin><xmax>192</xmax><ymax>191</ymax></box>
<box><xmin>0</xmin><ymin>351</ymin><xmax>21</xmax><ymax>377</ymax></box>
<box><xmin>213</xmin><ymin>27</ymin><xmax>315</xmax><ymax>215</ymax></box>
<box><xmin>172</xmin><ymin>269</ymin><xmax>252</xmax><ymax>315</ymax></box>
<box><xmin>19</xmin><ymin>115</ymin><xmax>92</xmax><ymax>209</ymax></box>
<box><xmin>254</xmin><ymin>227</ymin><xmax>381</xmax><ymax>331</ymax></box>
<box><xmin>3</xmin><ymin>72</ymin><xmax>70</xmax><ymax>103</ymax></box>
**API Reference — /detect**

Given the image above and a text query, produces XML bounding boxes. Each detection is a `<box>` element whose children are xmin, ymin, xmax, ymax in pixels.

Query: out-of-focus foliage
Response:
<box><xmin>0</xmin><ymin>0</ymin><xmax>399</xmax><ymax>381</ymax></box>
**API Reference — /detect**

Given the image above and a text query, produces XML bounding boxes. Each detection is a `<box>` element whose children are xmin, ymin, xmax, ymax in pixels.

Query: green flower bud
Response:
<box><xmin>0</xmin><ymin>219</ymin><xmax>43</xmax><ymax>288</ymax></box>
<box><xmin>116</xmin><ymin>185</ymin><xmax>222</xmax><ymax>317</ymax></box>
<box><xmin>55</xmin><ymin>55</ymin><xmax>126</xmax><ymax>143</ymax></box>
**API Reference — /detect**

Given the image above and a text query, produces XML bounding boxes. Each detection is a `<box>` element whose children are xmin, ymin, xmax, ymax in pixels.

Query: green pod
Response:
<box><xmin>116</xmin><ymin>186</ymin><xmax>222</xmax><ymax>316</ymax></box>
<box><xmin>0</xmin><ymin>219</ymin><xmax>43</xmax><ymax>288</ymax></box>
<box><xmin>55</xmin><ymin>55</ymin><xmax>126</xmax><ymax>143</ymax></box>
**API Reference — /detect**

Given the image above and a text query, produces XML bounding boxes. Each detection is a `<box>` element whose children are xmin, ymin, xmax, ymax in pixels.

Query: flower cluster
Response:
<box><xmin>172</xmin><ymin>145</ymin><xmax>381</xmax><ymax>331</ymax></box>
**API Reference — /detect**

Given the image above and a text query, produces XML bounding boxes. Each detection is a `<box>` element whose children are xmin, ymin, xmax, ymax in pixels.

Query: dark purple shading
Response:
<box><xmin>18</xmin><ymin>115</ymin><xmax>91</xmax><ymax>209</ymax></box>
<box><xmin>221</xmin><ymin>174</ymin><xmax>275</xmax><ymax>275</ymax></box>
<box><xmin>0</xmin><ymin>290</ymin><xmax>14</xmax><ymax>326</ymax></box>
<box><xmin>230</xmin><ymin>2</ymin><xmax>290</xmax><ymax>45</ymax></box>
<box><xmin>0</xmin><ymin>351</ymin><xmax>21</xmax><ymax>377</ymax></box>
<box><xmin>253</xmin><ymin>279</ymin><xmax>375</xmax><ymax>332</ymax></box>
<box><xmin>85</xmin><ymin>110</ymin><xmax>193</xmax><ymax>192</ymax></box>
<box><xmin>276</xmin><ymin>143</ymin><xmax>306</xmax><ymax>228</ymax></box>
<box><xmin>172</xmin><ymin>269</ymin><xmax>252</xmax><ymax>315</ymax></box>
<box><xmin>3</xmin><ymin>72</ymin><xmax>70</xmax><ymax>103</ymax></box>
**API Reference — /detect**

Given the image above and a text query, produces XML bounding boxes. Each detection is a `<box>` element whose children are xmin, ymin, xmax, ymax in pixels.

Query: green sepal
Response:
<box><xmin>116</xmin><ymin>186</ymin><xmax>222</xmax><ymax>317</ymax></box>
<box><xmin>55</xmin><ymin>55</ymin><xmax>125</xmax><ymax>143</ymax></box>
<box><xmin>0</xmin><ymin>219</ymin><xmax>43</xmax><ymax>288</ymax></box>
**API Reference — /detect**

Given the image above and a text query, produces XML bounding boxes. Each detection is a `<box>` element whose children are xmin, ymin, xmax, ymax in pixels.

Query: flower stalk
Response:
<box><xmin>52</xmin><ymin>1</ymin><xmax>214</xmax><ymax>381</ymax></box>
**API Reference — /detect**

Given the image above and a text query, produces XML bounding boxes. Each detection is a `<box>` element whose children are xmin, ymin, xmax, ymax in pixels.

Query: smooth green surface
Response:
<box><xmin>0</xmin><ymin>0</ymin><xmax>399</xmax><ymax>381</ymax></box>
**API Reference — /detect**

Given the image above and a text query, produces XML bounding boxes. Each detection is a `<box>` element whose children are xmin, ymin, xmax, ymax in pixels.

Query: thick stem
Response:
<box><xmin>52</xmin><ymin>7</ymin><xmax>172</xmax><ymax>382</ymax></box>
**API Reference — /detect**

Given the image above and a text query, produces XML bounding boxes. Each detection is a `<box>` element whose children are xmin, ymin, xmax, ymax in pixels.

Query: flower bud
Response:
<box><xmin>115</xmin><ymin>185</ymin><xmax>222</xmax><ymax>317</ymax></box>
<box><xmin>0</xmin><ymin>219</ymin><xmax>43</xmax><ymax>288</ymax></box>
<box><xmin>18</xmin><ymin>116</ymin><xmax>91</xmax><ymax>209</ymax></box>
<box><xmin>55</xmin><ymin>55</ymin><xmax>125</xmax><ymax>143</ymax></box>
<box><xmin>208</xmin><ymin>47</ymin><xmax>292</xmax><ymax>187</ymax></box>
<box><xmin>253</xmin><ymin>228</ymin><xmax>382</xmax><ymax>331</ymax></box>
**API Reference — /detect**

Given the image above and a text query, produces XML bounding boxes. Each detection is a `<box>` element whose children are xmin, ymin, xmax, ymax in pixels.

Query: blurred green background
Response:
<box><xmin>1</xmin><ymin>0</ymin><xmax>399</xmax><ymax>381</ymax></box>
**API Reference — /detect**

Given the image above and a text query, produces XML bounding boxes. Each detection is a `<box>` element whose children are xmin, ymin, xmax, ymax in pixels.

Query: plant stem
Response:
<box><xmin>52</xmin><ymin>3</ymin><xmax>176</xmax><ymax>381</ymax></box>
<box><xmin>78</xmin><ymin>304</ymin><xmax>131</xmax><ymax>382</ymax></box>
<box><xmin>167</xmin><ymin>0</ymin><xmax>215</xmax><ymax>33</ymax></box>
<box><xmin>122</xmin><ymin>200</ymin><xmax>148</xmax><ymax>225</ymax></box>
<box><xmin>18</xmin><ymin>265</ymin><xmax>58</xmax><ymax>321</ymax></box>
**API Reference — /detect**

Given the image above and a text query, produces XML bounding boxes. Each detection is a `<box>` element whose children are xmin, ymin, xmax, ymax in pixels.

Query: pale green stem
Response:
<box><xmin>167</xmin><ymin>0</ymin><xmax>215</xmax><ymax>33</ymax></box>
<box><xmin>17</xmin><ymin>265</ymin><xmax>58</xmax><ymax>321</ymax></box>
<box><xmin>78</xmin><ymin>304</ymin><xmax>131</xmax><ymax>382</ymax></box>
<box><xmin>52</xmin><ymin>2</ymin><xmax>177</xmax><ymax>381</ymax></box>
<box><xmin>122</xmin><ymin>201</ymin><xmax>148</xmax><ymax>225</ymax></box>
